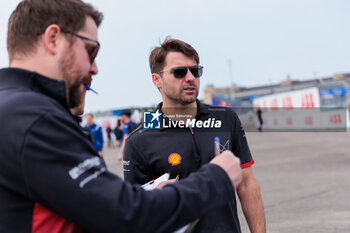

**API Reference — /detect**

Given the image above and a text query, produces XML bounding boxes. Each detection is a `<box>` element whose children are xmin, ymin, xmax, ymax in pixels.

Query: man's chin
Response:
<box><xmin>68</xmin><ymin>84</ymin><xmax>83</xmax><ymax>109</ymax></box>
<box><xmin>180</xmin><ymin>96</ymin><xmax>197</xmax><ymax>105</ymax></box>
<box><xmin>74</xmin><ymin>107</ymin><xmax>85</xmax><ymax>116</ymax></box>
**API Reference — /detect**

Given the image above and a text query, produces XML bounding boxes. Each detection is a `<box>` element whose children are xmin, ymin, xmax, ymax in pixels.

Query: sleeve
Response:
<box><xmin>123</xmin><ymin>136</ymin><xmax>152</xmax><ymax>184</ymax></box>
<box><xmin>229</xmin><ymin>109</ymin><xmax>255</xmax><ymax>168</ymax></box>
<box><xmin>97</xmin><ymin>126</ymin><xmax>104</xmax><ymax>151</ymax></box>
<box><xmin>123</xmin><ymin>124</ymin><xmax>129</xmax><ymax>135</ymax></box>
<box><xmin>21</xmin><ymin>113</ymin><xmax>236</xmax><ymax>233</ymax></box>
<box><xmin>114</xmin><ymin>127</ymin><xmax>122</xmax><ymax>140</ymax></box>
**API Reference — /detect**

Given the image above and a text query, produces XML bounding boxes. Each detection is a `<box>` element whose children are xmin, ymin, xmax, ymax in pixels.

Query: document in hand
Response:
<box><xmin>141</xmin><ymin>173</ymin><xmax>199</xmax><ymax>233</ymax></box>
<box><xmin>141</xmin><ymin>173</ymin><xmax>170</xmax><ymax>190</ymax></box>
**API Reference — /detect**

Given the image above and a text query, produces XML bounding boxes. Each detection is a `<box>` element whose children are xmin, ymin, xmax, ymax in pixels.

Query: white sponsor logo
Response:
<box><xmin>79</xmin><ymin>167</ymin><xmax>106</xmax><ymax>188</ymax></box>
<box><xmin>69</xmin><ymin>157</ymin><xmax>101</xmax><ymax>180</ymax></box>
<box><xmin>219</xmin><ymin>140</ymin><xmax>230</xmax><ymax>152</ymax></box>
<box><xmin>123</xmin><ymin>160</ymin><xmax>130</xmax><ymax>166</ymax></box>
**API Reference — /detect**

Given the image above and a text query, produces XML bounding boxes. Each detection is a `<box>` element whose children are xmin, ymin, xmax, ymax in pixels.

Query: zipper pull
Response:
<box><xmin>189</xmin><ymin>127</ymin><xmax>194</xmax><ymax>135</ymax></box>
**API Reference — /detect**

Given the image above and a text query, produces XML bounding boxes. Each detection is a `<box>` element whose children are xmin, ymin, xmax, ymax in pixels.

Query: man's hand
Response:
<box><xmin>210</xmin><ymin>150</ymin><xmax>242</xmax><ymax>189</ymax></box>
<box><xmin>117</xmin><ymin>154</ymin><xmax>122</xmax><ymax>162</ymax></box>
<box><xmin>156</xmin><ymin>179</ymin><xmax>176</xmax><ymax>189</ymax></box>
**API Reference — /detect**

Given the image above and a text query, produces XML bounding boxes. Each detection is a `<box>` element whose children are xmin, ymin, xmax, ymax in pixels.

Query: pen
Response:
<box><xmin>84</xmin><ymin>83</ymin><xmax>99</xmax><ymax>95</ymax></box>
<box><xmin>214</xmin><ymin>136</ymin><xmax>220</xmax><ymax>156</ymax></box>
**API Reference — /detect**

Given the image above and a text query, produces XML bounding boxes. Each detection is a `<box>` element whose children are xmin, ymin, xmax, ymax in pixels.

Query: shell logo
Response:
<box><xmin>168</xmin><ymin>153</ymin><xmax>181</xmax><ymax>166</ymax></box>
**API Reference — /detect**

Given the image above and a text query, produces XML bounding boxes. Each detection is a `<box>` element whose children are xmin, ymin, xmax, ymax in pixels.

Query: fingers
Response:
<box><xmin>156</xmin><ymin>179</ymin><xmax>177</xmax><ymax>189</ymax></box>
<box><xmin>209</xmin><ymin>150</ymin><xmax>242</xmax><ymax>189</ymax></box>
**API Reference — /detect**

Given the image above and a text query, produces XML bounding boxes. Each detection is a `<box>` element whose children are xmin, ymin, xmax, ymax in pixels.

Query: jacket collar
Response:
<box><xmin>0</xmin><ymin>68</ymin><xmax>69</xmax><ymax>110</ymax></box>
<box><xmin>155</xmin><ymin>99</ymin><xmax>210</xmax><ymax>131</ymax></box>
<box><xmin>156</xmin><ymin>99</ymin><xmax>209</xmax><ymax>118</ymax></box>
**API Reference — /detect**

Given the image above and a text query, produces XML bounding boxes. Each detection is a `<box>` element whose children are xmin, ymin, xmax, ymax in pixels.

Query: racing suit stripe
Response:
<box><xmin>32</xmin><ymin>203</ymin><xmax>81</xmax><ymax>233</ymax></box>
<box><xmin>241</xmin><ymin>160</ymin><xmax>255</xmax><ymax>169</ymax></box>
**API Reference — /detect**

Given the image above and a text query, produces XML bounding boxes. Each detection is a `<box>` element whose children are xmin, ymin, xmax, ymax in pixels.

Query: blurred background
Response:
<box><xmin>1</xmin><ymin>0</ymin><xmax>350</xmax><ymax>119</ymax></box>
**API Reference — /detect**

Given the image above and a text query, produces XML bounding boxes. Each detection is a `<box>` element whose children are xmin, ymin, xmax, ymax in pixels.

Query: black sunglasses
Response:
<box><xmin>61</xmin><ymin>29</ymin><xmax>100</xmax><ymax>64</ymax></box>
<box><xmin>159</xmin><ymin>65</ymin><xmax>203</xmax><ymax>79</ymax></box>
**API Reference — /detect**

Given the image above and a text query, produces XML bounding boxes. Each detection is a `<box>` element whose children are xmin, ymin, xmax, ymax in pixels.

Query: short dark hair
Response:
<box><xmin>7</xmin><ymin>0</ymin><xmax>103</xmax><ymax>61</ymax></box>
<box><xmin>149</xmin><ymin>37</ymin><xmax>199</xmax><ymax>74</ymax></box>
<box><xmin>121</xmin><ymin>109</ymin><xmax>132</xmax><ymax>118</ymax></box>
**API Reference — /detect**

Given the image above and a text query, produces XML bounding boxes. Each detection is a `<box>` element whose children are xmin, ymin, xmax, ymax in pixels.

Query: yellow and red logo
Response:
<box><xmin>168</xmin><ymin>153</ymin><xmax>181</xmax><ymax>166</ymax></box>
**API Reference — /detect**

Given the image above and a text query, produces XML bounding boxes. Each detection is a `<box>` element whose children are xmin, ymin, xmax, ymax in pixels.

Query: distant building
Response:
<box><xmin>204</xmin><ymin>73</ymin><xmax>350</xmax><ymax>109</ymax></box>
<box><xmin>204</xmin><ymin>73</ymin><xmax>350</xmax><ymax>130</ymax></box>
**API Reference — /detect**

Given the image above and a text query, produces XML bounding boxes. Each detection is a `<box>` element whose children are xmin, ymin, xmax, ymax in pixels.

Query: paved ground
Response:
<box><xmin>103</xmin><ymin>131</ymin><xmax>350</xmax><ymax>233</ymax></box>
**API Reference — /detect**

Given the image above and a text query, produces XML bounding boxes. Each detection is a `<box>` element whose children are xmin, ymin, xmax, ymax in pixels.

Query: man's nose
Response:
<box><xmin>184</xmin><ymin>68</ymin><xmax>195</xmax><ymax>82</ymax></box>
<box><xmin>90</xmin><ymin>61</ymin><xmax>98</xmax><ymax>75</ymax></box>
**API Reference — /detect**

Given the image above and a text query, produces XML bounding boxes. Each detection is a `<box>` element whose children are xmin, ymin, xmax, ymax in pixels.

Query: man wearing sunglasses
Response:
<box><xmin>0</xmin><ymin>1</ymin><xmax>244</xmax><ymax>233</ymax></box>
<box><xmin>124</xmin><ymin>38</ymin><xmax>266</xmax><ymax>233</ymax></box>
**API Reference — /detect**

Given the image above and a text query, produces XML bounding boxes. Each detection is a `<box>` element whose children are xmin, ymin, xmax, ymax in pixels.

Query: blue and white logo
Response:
<box><xmin>143</xmin><ymin>110</ymin><xmax>162</xmax><ymax>129</ymax></box>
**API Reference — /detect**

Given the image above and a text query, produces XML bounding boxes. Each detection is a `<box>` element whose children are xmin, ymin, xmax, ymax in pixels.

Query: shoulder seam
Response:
<box><xmin>127</xmin><ymin>124</ymin><xmax>143</xmax><ymax>138</ymax></box>
<box><xmin>125</xmin><ymin>133</ymin><xmax>149</xmax><ymax>169</ymax></box>
<box><xmin>19</xmin><ymin>113</ymin><xmax>50</xmax><ymax>198</ymax></box>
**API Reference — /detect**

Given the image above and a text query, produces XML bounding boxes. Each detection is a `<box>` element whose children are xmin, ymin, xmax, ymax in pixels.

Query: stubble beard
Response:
<box><xmin>179</xmin><ymin>91</ymin><xmax>198</xmax><ymax>105</ymax></box>
<box><xmin>178</xmin><ymin>84</ymin><xmax>199</xmax><ymax>105</ymax></box>
<box><xmin>164</xmin><ymin>89</ymin><xmax>198</xmax><ymax>106</ymax></box>
<box><xmin>59</xmin><ymin>49</ymin><xmax>84</xmax><ymax>109</ymax></box>
<box><xmin>161</xmin><ymin>75</ymin><xmax>199</xmax><ymax>106</ymax></box>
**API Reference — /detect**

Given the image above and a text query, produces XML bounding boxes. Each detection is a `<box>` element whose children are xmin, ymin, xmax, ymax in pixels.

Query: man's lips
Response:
<box><xmin>183</xmin><ymin>86</ymin><xmax>197</xmax><ymax>93</ymax></box>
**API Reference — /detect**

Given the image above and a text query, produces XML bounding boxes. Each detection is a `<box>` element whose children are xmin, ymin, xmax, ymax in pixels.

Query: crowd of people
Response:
<box><xmin>82</xmin><ymin>110</ymin><xmax>139</xmax><ymax>158</ymax></box>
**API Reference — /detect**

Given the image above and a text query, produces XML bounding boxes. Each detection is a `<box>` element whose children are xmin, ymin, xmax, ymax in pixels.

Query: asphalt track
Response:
<box><xmin>103</xmin><ymin>131</ymin><xmax>350</xmax><ymax>233</ymax></box>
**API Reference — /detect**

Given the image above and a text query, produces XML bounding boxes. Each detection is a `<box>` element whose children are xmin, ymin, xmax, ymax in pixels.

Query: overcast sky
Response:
<box><xmin>1</xmin><ymin>0</ymin><xmax>349</xmax><ymax>112</ymax></box>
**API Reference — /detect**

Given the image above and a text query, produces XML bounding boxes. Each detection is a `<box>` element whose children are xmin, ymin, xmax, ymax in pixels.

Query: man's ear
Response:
<box><xmin>152</xmin><ymin>73</ymin><xmax>162</xmax><ymax>89</ymax></box>
<box><xmin>42</xmin><ymin>24</ymin><xmax>62</xmax><ymax>55</ymax></box>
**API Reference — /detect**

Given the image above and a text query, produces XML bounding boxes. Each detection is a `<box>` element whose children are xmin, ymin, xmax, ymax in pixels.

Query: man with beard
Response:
<box><xmin>0</xmin><ymin>1</ymin><xmax>243</xmax><ymax>233</ymax></box>
<box><xmin>124</xmin><ymin>38</ymin><xmax>266</xmax><ymax>233</ymax></box>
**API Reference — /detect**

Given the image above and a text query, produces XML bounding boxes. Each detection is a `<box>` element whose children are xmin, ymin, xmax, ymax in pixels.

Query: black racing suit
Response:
<box><xmin>124</xmin><ymin>100</ymin><xmax>255</xmax><ymax>233</ymax></box>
